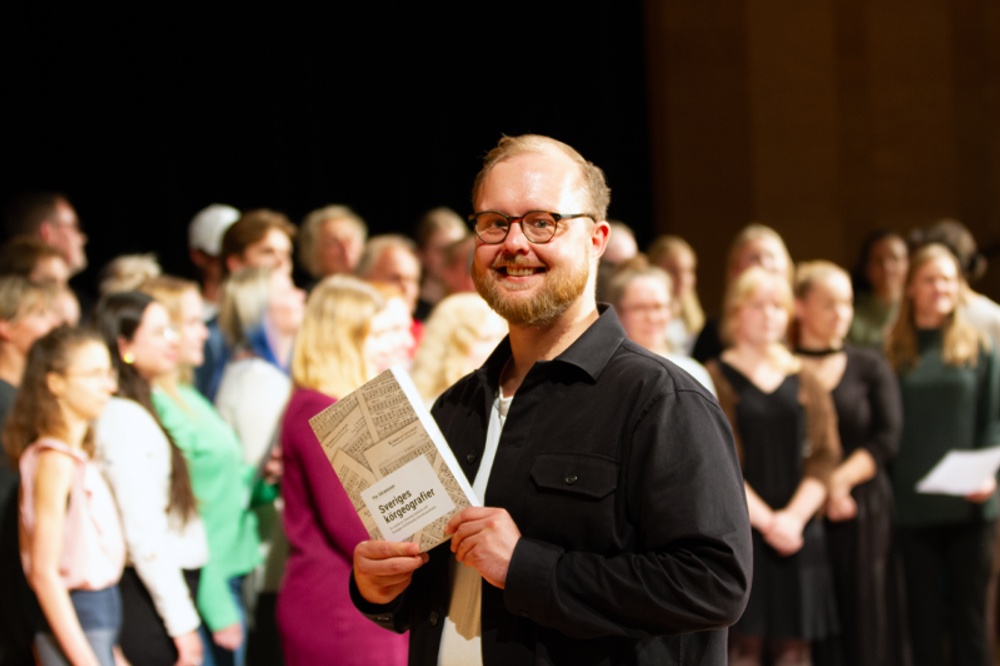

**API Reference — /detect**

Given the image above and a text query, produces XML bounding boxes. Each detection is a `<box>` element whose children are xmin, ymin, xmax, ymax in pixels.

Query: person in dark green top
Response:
<box><xmin>886</xmin><ymin>243</ymin><xmax>1000</xmax><ymax>666</ymax></box>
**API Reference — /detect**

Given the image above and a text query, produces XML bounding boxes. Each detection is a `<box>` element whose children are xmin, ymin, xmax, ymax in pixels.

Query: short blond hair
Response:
<box><xmin>99</xmin><ymin>253</ymin><xmax>162</xmax><ymax>296</ymax></box>
<box><xmin>291</xmin><ymin>275</ymin><xmax>385</xmax><ymax>398</ymax></box>
<box><xmin>217</xmin><ymin>266</ymin><xmax>273</xmax><ymax>349</ymax></box>
<box><xmin>721</xmin><ymin>267</ymin><xmax>798</xmax><ymax>372</ymax></box>
<box><xmin>298</xmin><ymin>205</ymin><xmax>367</xmax><ymax>278</ymax></box>
<box><xmin>471</xmin><ymin>134</ymin><xmax>611</xmax><ymax>222</ymax></box>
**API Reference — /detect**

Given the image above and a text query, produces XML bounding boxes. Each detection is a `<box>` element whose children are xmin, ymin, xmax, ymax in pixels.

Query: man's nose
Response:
<box><xmin>501</xmin><ymin>221</ymin><xmax>531</xmax><ymax>252</ymax></box>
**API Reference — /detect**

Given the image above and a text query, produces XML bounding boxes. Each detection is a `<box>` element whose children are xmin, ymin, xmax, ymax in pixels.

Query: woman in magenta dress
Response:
<box><xmin>277</xmin><ymin>275</ymin><xmax>412</xmax><ymax>666</ymax></box>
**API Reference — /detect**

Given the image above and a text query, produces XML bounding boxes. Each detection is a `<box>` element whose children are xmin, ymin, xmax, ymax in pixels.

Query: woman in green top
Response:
<box><xmin>142</xmin><ymin>278</ymin><xmax>279</xmax><ymax>666</ymax></box>
<box><xmin>886</xmin><ymin>243</ymin><xmax>1000</xmax><ymax>666</ymax></box>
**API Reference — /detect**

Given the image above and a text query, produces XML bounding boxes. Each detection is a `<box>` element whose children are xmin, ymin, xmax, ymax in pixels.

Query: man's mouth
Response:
<box><xmin>501</xmin><ymin>266</ymin><xmax>545</xmax><ymax>277</ymax></box>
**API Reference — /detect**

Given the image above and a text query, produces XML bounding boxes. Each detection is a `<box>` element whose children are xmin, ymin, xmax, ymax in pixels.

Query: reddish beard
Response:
<box><xmin>473</xmin><ymin>253</ymin><xmax>591</xmax><ymax>328</ymax></box>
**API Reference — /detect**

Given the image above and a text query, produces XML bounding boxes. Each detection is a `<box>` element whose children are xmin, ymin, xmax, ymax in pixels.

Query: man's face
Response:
<box><xmin>421</xmin><ymin>226</ymin><xmax>466</xmax><ymax>282</ymax></box>
<box><xmin>318</xmin><ymin>217</ymin><xmax>365</xmax><ymax>276</ymax></box>
<box><xmin>369</xmin><ymin>247</ymin><xmax>421</xmax><ymax>314</ymax></box>
<box><xmin>239</xmin><ymin>228</ymin><xmax>293</xmax><ymax>275</ymax></box>
<box><xmin>40</xmin><ymin>199</ymin><xmax>87</xmax><ymax>275</ymax></box>
<box><xmin>471</xmin><ymin>151</ymin><xmax>607</xmax><ymax>328</ymax></box>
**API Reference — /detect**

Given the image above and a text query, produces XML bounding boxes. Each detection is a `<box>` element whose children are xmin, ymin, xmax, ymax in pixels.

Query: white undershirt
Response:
<box><xmin>437</xmin><ymin>389</ymin><xmax>512</xmax><ymax>666</ymax></box>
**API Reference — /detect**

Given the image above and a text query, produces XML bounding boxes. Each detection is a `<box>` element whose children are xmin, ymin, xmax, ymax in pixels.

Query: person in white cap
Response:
<box><xmin>188</xmin><ymin>204</ymin><xmax>241</xmax><ymax>321</ymax></box>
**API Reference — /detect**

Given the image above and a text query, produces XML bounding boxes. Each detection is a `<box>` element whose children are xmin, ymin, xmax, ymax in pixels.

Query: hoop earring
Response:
<box><xmin>122</xmin><ymin>352</ymin><xmax>135</xmax><ymax>365</ymax></box>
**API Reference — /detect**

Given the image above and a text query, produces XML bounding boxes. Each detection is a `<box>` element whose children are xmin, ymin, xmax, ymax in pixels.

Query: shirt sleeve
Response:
<box><xmin>96</xmin><ymin>402</ymin><xmax>202</xmax><ymax>637</ymax></box>
<box><xmin>503</xmin><ymin>388</ymin><xmax>752</xmax><ymax>639</ymax></box>
<box><xmin>857</xmin><ymin>350</ymin><xmax>903</xmax><ymax>467</ymax></box>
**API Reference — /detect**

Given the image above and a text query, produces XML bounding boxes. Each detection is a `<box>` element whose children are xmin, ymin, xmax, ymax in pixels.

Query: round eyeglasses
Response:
<box><xmin>468</xmin><ymin>211</ymin><xmax>594</xmax><ymax>244</ymax></box>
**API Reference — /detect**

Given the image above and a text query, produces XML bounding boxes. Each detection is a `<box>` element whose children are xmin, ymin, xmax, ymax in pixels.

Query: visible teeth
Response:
<box><xmin>506</xmin><ymin>267</ymin><xmax>536</xmax><ymax>277</ymax></box>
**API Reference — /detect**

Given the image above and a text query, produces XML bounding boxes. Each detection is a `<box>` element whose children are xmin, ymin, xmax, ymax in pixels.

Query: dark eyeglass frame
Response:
<box><xmin>468</xmin><ymin>210</ymin><xmax>594</xmax><ymax>245</ymax></box>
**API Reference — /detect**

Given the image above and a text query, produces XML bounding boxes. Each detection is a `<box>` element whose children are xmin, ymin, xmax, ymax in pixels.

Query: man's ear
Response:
<box><xmin>591</xmin><ymin>221</ymin><xmax>611</xmax><ymax>259</ymax></box>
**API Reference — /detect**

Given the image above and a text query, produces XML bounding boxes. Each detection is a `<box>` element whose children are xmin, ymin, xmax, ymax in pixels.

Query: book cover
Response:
<box><xmin>308</xmin><ymin>366</ymin><xmax>479</xmax><ymax>552</ymax></box>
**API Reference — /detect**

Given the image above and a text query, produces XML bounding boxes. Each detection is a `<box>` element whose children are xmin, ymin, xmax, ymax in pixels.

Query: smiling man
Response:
<box><xmin>351</xmin><ymin>135</ymin><xmax>751</xmax><ymax>665</ymax></box>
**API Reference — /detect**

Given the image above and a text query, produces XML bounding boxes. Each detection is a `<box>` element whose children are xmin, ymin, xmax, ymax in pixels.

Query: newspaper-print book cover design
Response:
<box><xmin>308</xmin><ymin>366</ymin><xmax>479</xmax><ymax>552</ymax></box>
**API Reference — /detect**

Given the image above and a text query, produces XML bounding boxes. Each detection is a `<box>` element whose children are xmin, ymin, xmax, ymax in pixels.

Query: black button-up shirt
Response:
<box><xmin>353</xmin><ymin>305</ymin><xmax>752</xmax><ymax>665</ymax></box>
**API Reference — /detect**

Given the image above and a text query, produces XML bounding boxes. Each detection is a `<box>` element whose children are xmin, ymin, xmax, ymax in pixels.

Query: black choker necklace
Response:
<box><xmin>795</xmin><ymin>346</ymin><xmax>844</xmax><ymax>357</ymax></box>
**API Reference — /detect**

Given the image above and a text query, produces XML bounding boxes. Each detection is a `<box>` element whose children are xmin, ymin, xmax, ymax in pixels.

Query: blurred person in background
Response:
<box><xmin>410</xmin><ymin>292</ymin><xmax>508</xmax><ymax>405</ymax></box>
<box><xmin>594</xmin><ymin>219</ymin><xmax>638</xmax><ymax>302</ymax></box>
<box><xmin>3</xmin><ymin>192</ymin><xmax>87</xmax><ymax>277</ymax></box>
<box><xmin>98</xmin><ymin>253</ymin><xmax>162</xmax><ymax>297</ymax></box>
<box><xmin>215</xmin><ymin>266</ymin><xmax>303</xmax><ymax>466</ymax></box>
<box><xmin>793</xmin><ymin>260</ymin><xmax>905</xmax><ymax>666</ymax></box>
<box><xmin>188</xmin><ymin>204</ymin><xmax>241</xmax><ymax>320</ymax></box>
<box><xmin>141</xmin><ymin>281</ymin><xmax>280</xmax><ymax>666</ymax></box>
<box><xmin>706</xmin><ymin>267</ymin><xmax>841</xmax><ymax>665</ymax></box>
<box><xmin>198</xmin><ymin>209</ymin><xmax>297</xmax><ymax>401</ymax></box>
<box><xmin>693</xmin><ymin>223</ymin><xmax>793</xmax><ymax>363</ymax></box>
<box><xmin>648</xmin><ymin>234</ymin><xmax>705</xmax><ymax>356</ymax></box>
<box><xmin>4</xmin><ymin>326</ymin><xmax>124</xmax><ymax>665</ymax></box>
<box><xmin>277</xmin><ymin>275</ymin><xmax>409</xmax><ymax>666</ymax></box>
<box><xmin>356</xmin><ymin>235</ymin><xmax>424</xmax><ymax>351</ymax></box>
<box><xmin>606</xmin><ymin>260</ymin><xmax>715</xmax><ymax>395</ymax></box>
<box><xmin>213</xmin><ymin>266</ymin><xmax>304</xmax><ymax>665</ymax></box>
<box><xmin>94</xmin><ymin>291</ymin><xmax>208</xmax><ymax>666</ymax></box>
<box><xmin>0</xmin><ymin>276</ymin><xmax>58</xmax><ymax>665</ymax></box>
<box><xmin>917</xmin><ymin>219</ymin><xmax>1000</xmax><ymax>344</ymax></box>
<box><xmin>847</xmin><ymin>230</ymin><xmax>909</xmax><ymax>349</ymax></box>
<box><xmin>886</xmin><ymin>243</ymin><xmax>999</xmax><ymax>666</ymax></box>
<box><xmin>413</xmin><ymin>207</ymin><xmax>467</xmax><ymax>320</ymax></box>
<box><xmin>0</xmin><ymin>237</ymin><xmax>79</xmax><ymax>326</ymax></box>
<box><xmin>0</xmin><ymin>235</ymin><xmax>71</xmax><ymax>289</ymax></box>
<box><xmin>297</xmin><ymin>204</ymin><xmax>367</xmax><ymax>287</ymax></box>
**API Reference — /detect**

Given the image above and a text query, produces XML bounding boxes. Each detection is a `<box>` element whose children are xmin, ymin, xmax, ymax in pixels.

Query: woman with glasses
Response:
<box><xmin>3</xmin><ymin>326</ymin><xmax>124</xmax><ymax>666</ymax></box>
<box><xmin>93</xmin><ymin>291</ymin><xmax>208</xmax><ymax>666</ymax></box>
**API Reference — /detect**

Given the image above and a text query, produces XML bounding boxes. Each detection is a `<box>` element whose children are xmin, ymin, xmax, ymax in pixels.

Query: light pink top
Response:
<box><xmin>19</xmin><ymin>438</ymin><xmax>126</xmax><ymax>590</ymax></box>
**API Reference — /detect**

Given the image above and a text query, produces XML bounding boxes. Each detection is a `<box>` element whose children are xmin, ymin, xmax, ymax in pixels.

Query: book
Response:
<box><xmin>308</xmin><ymin>366</ymin><xmax>479</xmax><ymax>552</ymax></box>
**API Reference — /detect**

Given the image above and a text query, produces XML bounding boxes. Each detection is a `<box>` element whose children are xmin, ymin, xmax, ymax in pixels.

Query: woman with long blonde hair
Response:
<box><xmin>706</xmin><ymin>266</ymin><xmax>841</xmax><ymax>665</ymax></box>
<box><xmin>886</xmin><ymin>243</ymin><xmax>999</xmax><ymax>666</ymax></box>
<box><xmin>277</xmin><ymin>275</ymin><xmax>408</xmax><ymax>666</ymax></box>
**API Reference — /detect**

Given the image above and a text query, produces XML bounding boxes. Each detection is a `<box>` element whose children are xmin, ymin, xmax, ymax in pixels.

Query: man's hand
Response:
<box><xmin>762</xmin><ymin>510</ymin><xmax>804</xmax><ymax>557</ymax></box>
<box><xmin>446</xmin><ymin>507</ymin><xmax>521</xmax><ymax>589</ymax></box>
<box><xmin>353</xmin><ymin>540</ymin><xmax>429</xmax><ymax>605</ymax></box>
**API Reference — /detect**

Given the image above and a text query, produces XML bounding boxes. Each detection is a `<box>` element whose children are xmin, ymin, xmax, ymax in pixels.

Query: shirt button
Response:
<box><xmin>565</xmin><ymin>474</ymin><xmax>578</xmax><ymax>485</ymax></box>
<box><xmin>466</xmin><ymin>452</ymin><xmax>478</xmax><ymax>464</ymax></box>
<box><xmin>429</xmin><ymin>611</ymin><xmax>440</xmax><ymax>626</ymax></box>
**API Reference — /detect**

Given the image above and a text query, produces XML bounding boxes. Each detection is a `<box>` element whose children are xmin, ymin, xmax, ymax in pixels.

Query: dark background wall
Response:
<box><xmin>646</xmin><ymin>0</ymin><xmax>1000</xmax><ymax>310</ymax></box>
<box><xmin>2</xmin><ymin>4</ymin><xmax>653</xmax><ymax>292</ymax></box>
<box><xmin>4</xmin><ymin>2</ymin><xmax>999</xmax><ymax>312</ymax></box>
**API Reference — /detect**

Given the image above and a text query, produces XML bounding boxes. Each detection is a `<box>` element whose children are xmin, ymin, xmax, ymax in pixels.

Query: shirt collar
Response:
<box><xmin>478</xmin><ymin>303</ymin><xmax>627</xmax><ymax>384</ymax></box>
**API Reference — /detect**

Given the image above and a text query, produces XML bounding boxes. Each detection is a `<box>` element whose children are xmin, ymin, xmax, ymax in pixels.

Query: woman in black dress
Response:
<box><xmin>794</xmin><ymin>261</ymin><xmax>904</xmax><ymax>666</ymax></box>
<box><xmin>707</xmin><ymin>266</ymin><xmax>841</xmax><ymax>665</ymax></box>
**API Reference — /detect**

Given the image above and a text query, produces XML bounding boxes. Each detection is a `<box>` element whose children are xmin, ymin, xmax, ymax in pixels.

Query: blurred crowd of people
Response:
<box><xmin>1</xmin><ymin>187</ymin><xmax>998</xmax><ymax>666</ymax></box>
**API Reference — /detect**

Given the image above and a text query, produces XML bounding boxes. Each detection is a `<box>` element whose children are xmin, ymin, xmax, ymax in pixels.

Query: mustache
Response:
<box><xmin>491</xmin><ymin>254</ymin><xmax>546</xmax><ymax>269</ymax></box>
